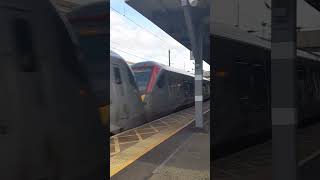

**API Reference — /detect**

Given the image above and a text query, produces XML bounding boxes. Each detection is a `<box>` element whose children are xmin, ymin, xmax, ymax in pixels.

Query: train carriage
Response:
<box><xmin>211</xmin><ymin>25</ymin><xmax>320</xmax><ymax>158</ymax></box>
<box><xmin>67</xmin><ymin>2</ymin><xmax>146</xmax><ymax>134</ymax></box>
<box><xmin>132</xmin><ymin>61</ymin><xmax>210</xmax><ymax>121</ymax></box>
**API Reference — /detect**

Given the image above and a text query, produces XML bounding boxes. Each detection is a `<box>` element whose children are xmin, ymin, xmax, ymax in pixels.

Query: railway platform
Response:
<box><xmin>110</xmin><ymin>101</ymin><xmax>210</xmax><ymax>179</ymax></box>
<box><xmin>212</xmin><ymin>122</ymin><xmax>320</xmax><ymax>180</ymax></box>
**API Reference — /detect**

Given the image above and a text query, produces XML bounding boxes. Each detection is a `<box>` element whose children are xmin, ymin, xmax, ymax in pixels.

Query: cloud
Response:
<box><xmin>110</xmin><ymin>9</ymin><xmax>210</xmax><ymax>72</ymax></box>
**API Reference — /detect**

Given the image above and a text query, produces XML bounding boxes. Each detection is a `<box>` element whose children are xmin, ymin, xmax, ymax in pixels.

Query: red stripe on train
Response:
<box><xmin>146</xmin><ymin>66</ymin><xmax>160</xmax><ymax>93</ymax></box>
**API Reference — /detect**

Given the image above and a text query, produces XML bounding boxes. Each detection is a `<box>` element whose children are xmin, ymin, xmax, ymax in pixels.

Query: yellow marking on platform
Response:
<box><xmin>113</xmin><ymin>136</ymin><xmax>120</xmax><ymax>154</ymax></box>
<box><xmin>117</xmin><ymin>140</ymin><xmax>139</xmax><ymax>145</ymax></box>
<box><xmin>110</xmin><ymin>101</ymin><xmax>210</xmax><ymax>177</ymax></box>
<box><xmin>110</xmin><ymin>118</ymin><xmax>196</xmax><ymax>177</ymax></box>
<box><xmin>160</xmin><ymin>120</ymin><xmax>170</xmax><ymax>126</ymax></box>
<box><xmin>149</xmin><ymin>124</ymin><xmax>159</xmax><ymax>133</ymax></box>
<box><xmin>134</xmin><ymin>129</ymin><xmax>143</xmax><ymax>141</ymax></box>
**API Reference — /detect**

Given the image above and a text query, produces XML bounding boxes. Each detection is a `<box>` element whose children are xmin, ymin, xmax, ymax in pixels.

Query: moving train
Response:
<box><xmin>132</xmin><ymin>61</ymin><xmax>210</xmax><ymax>120</ymax></box>
<box><xmin>67</xmin><ymin>2</ymin><xmax>211</xmax><ymax>134</ymax></box>
<box><xmin>0</xmin><ymin>1</ymin><xmax>106</xmax><ymax>179</ymax></box>
<box><xmin>109</xmin><ymin>51</ymin><xmax>146</xmax><ymax>134</ymax></box>
<box><xmin>67</xmin><ymin>2</ymin><xmax>147</xmax><ymax>134</ymax></box>
<box><xmin>67</xmin><ymin>1</ymin><xmax>109</xmax><ymax>127</ymax></box>
<box><xmin>211</xmin><ymin>24</ymin><xmax>320</xmax><ymax>158</ymax></box>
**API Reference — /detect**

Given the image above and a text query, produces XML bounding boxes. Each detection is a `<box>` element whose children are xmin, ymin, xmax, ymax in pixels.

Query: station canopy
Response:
<box><xmin>127</xmin><ymin>0</ymin><xmax>320</xmax><ymax>59</ymax></box>
<box><xmin>126</xmin><ymin>0</ymin><xmax>210</xmax><ymax>64</ymax></box>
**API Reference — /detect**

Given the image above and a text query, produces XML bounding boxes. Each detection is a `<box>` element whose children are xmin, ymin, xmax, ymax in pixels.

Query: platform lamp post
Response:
<box><xmin>182</xmin><ymin>0</ymin><xmax>204</xmax><ymax>128</ymax></box>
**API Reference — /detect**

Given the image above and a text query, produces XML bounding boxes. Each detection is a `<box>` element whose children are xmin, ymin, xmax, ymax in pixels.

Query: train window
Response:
<box><xmin>157</xmin><ymin>73</ymin><xmax>165</xmax><ymax>88</ymax></box>
<box><xmin>127</xmin><ymin>66</ymin><xmax>138</xmax><ymax>88</ymax></box>
<box><xmin>133</xmin><ymin>67</ymin><xmax>152</xmax><ymax>92</ymax></box>
<box><xmin>235</xmin><ymin>63</ymin><xmax>250</xmax><ymax>98</ymax></box>
<box><xmin>252</xmin><ymin>67</ymin><xmax>266</xmax><ymax>105</ymax></box>
<box><xmin>114</xmin><ymin>67</ymin><xmax>122</xmax><ymax>84</ymax></box>
<box><xmin>297</xmin><ymin>66</ymin><xmax>305</xmax><ymax>80</ymax></box>
<box><xmin>14</xmin><ymin>18</ymin><xmax>36</xmax><ymax>72</ymax></box>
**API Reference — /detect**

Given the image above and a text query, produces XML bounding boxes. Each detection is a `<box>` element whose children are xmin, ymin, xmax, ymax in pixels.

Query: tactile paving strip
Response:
<box><xmin>110</xmin><ymin>101</ymin><xmax>210</xmax><ymax>177</ymax></box>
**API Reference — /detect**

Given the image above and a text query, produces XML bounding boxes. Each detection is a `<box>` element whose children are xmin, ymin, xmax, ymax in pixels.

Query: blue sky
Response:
<box><xmin>110</xmin><ymin>0</ymin><xmax>210</xmax><ymax>73</ymax></box>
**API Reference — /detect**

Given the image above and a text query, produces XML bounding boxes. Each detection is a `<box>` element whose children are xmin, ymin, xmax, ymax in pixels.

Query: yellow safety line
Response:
<box><xmin>115</xmin><ymin>130</ymin><xmax>158</xmax><ymax>139</ymax></box>
<box><xmin>116</xmin><ymin>140</ymin><xmax>139</xmax><ymax>145</ymax></box>
<box><xmin>110</xmin><ymin>119</ymin><xmax>195</xmax><ymax>177</ymax></box>
<box><xmin>110</xmin><ymin>102</ymin><xmax>210</xmax><ymax>177</ymax></box>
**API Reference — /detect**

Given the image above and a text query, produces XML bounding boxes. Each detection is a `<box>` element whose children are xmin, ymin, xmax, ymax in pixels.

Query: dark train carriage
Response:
<box><xmin>0</xmin><ymin>1</ymin><xmax>106</xmax><ymax>178</ymax></box>
<box><xmin>67</xmin><ymin>1</ymin><xmax>109</xmax><ymax>126</ymax></box>
<box><xmin>212</xmin><ymin>35</ymin><xmax>270</xmax><ymax>152</ymax></box>
<box><xmin>211</xmin><ymin>25</ymin><xmax>320</xmax><ymax>158</ymax></box>
<box><xmin>297</xmin><ymin>54</ymin><xmax>320</xmax><ymax>122</ymax></box>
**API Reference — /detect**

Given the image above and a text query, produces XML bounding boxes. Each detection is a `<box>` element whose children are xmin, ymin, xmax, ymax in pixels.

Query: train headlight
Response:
<box><xmin>141</xmin><ymin>94</ymin><xmax>146</xmax><ymax>102</ymax></box>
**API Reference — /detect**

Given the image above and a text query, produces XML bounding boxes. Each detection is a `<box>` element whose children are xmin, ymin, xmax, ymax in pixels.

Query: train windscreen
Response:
<box><xmin>81</xmin><ymin>34</ymin><xmax>107</xmax><ymax>106</ymax></box>
<box><xmin>133</xmin><ymin>67</ymin><xmax>152</xmax><ymax>92</ymax></box>
<box><xmin>68</xmin><ymin>24</ymin><xmax>108</xmax><ymax>106</ymax></box>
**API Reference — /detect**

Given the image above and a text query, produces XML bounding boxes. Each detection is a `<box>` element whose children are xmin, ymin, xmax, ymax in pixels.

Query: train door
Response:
<box><xmin>168</xmin><ymin>72</ymin><xmax>178</xmax><ymax>111</ymax></box>
<box><xmin>235</xmin><ymin>61</ymin><xmax>251</xmax><ymax>135</ymax></box>
<box><xmin>248</xmin><ymin>64</ymin><xmax>269</xmax><ymax>134</ymax></box>
<box><xmin>110</xmin><ymin>63</ymin><xmax>126</xmax><ymax>132</ymax></box>
<box><xmin>176</xmin><ymin>74</ymin><xmax>184</xmax><ymax>108</ymax></box>
<box><xmin>154</xmin><ymin>71</ymin><xmax>169</xmax><ymax>116</ymax></box>
<box><xmin>182</xmin><ymin>79</ymin><xmax>192</xmax><ymax>104</ymax></box>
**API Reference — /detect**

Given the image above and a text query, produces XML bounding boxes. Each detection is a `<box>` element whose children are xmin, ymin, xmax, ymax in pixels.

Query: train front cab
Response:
<box><xmin>132</xmin><ymin>62</ymin><xmax>198</xmax><ymax>121</ymax></box>
<box><xmin>66</xmin><ymin>2</ymin><xmax>109</xmax><ymax>129</ymax></box>
<box><xmin>110</xmin><ymin>53</ymin><xmax>146</xmax><ymax>133</ymax></box>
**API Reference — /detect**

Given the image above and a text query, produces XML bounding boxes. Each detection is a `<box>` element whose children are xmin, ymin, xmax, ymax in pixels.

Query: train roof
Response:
<box><xmin>110</xmin><ymin>50</ymin><xmax>123</xmax><ymax>59</ymax></box>
<box><xmin>67</xmin><ymin>1</ymin><xmax>107</xmax><ymax>22</ymax></box>
<box><xmin>132</xmin><ymin>61</ymin><xmax>198</xmax><ymax>79</ymax></box>
<box><xmin>212</xmin><ymin>22</ymin><xmax>320</xmax><ymax>61</ymax></box>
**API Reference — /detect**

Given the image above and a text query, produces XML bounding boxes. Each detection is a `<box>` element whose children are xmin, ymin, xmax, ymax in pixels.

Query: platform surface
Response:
<box><xmin>110</xmin><ymin>101</ymin><xmax>210</xmax><ymax>177</ymax></box>
<box><xmin>212</xmin><ymin>122</ymin><xmax>320</xmax><ymax>180</ymax></box>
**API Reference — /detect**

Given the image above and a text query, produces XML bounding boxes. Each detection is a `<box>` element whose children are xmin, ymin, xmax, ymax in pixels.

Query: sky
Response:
<box><xmin>109</xmin><ymin>0</ymin><xmax>210</xmax><ymax>73</ymax></box>
<box><xmin>66</xmin><ymin>0</ymin><xmax>320</xmax><ymax>73</ymax></box>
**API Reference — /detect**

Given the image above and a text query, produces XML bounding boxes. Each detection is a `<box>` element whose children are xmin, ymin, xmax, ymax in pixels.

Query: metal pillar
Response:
<box><xmin>195</xmin><ymin>33</ymin><xmax>203</xmax><ymax>128</ymax></box>
<box><xmin>272</xmin><ymin>0</ymin><xmax>297</xmax><ymax>179</ymax></box>
<box><xmin>181</xmin><ymin>0</ymin><xmax>203</xmax><ymax>128</ymax></box>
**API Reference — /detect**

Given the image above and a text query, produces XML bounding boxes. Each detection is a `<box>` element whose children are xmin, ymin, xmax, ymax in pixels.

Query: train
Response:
<box><xmin>0</xmin><ymin>0</ymin><xmax>106</xmax><ymax>179</ymax></box>
<box><xmin>67</xmin><ymin>1</ymin><xmax>109</xmax><ymax>128</ymax></box>
<box><xmin>109</xmin><ymin>51</ymin><xmax>146</xmax><ymax>134</ymax></box>
<box><xmin>211</xmin><ymin>26</ymin><xmax>320</xmax><ymax>158</ymax></box>
<box><xmin>67</xmin><ymin>1</ymin><xmax>211</xmax><ymax>135</ymax></box>
<box><xmin>132</xmin><ymin>61</ymin><xmax>210</xmax><ymax>121</ymax></box>
<box><xmin>67</xmin><ymin>2</ymin><xmax>146</xmax><ymax>134</ymax></box>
